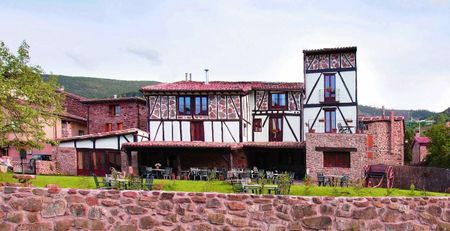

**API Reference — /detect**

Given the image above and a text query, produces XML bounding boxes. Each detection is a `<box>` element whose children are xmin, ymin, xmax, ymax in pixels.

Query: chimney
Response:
<box><xmin>204</xmin><ymin>69</ymin><xmax>209</xmax><ymax>84</ymax></box>
<box><xmin>113</xmin><ymin>94</ymin><xmax>117</xmax><ymax>99</ymax></box>
<box><xmin>185</xmin><ymin>73</ymin><xmax>188</xmax><ymax>81</ymax></box>
<box><xmin>59</xmin><ymin>86</ymin><xmax>64</xmax><ymax>91</ymax></box>
<box><xmin>381</xmin><ymin>106</ymin><xmax>385</xmax><ymax>119</ymax></box>
<box><xmin>189</xmin><ymin>73</ymin><xmax>192</xmax><ymax>81</ymax></box>
<box><xmin>390</xmin><ymin>111</ymin><xmax>395</xmax><ymax>154</ymax></box>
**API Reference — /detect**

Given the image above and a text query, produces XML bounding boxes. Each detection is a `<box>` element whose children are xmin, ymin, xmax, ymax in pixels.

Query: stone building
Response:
<box><xmin>82</xmin><ymin>97</ymin><xmax>147</xmax><ymax>134</ymax></box>
<box><xmin>411</xmin><ymin>135</ymin><xmax>431</xmax><ymax>165</ymax></box>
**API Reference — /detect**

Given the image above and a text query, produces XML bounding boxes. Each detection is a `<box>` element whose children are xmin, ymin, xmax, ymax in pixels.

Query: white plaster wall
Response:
<box><xmin>204</xmin><ymin>121</ymin><xmax>213</xmax><ymax>142</ymax></box>
<box><xmin>163</xmin><ymin>122</ymin><xmax>172</xmax><ymax>141</ymax></box>
<box><xmin>305</xmin><ymin>73</ymin><xmax>321</xmax><ymax>104</ymax></box>
<box><xmin>181</xmin><ymin>121</ymin><xmax>190</xmax><ymax>141</ymax></box>
<box><xmin>76</xmin><ymin>140</ymin><xmax>93</xmax><ymax>149</ymax></box>
<box><xmin>213</xmin><ymin>122</ymin><xmax>222</xmax><ymax>142</ymax></box>
<box><xmin>223</xmin><ymin>121</ymin><xmax>239</xmax><ymax>142</ymax></box>
<box><xmin>284</xmin><ymin>116</ymin><xmax>301</xmax><ymax>142</ymax></box>
<box><xmin>172</xmin><ymin>122</ymin><xmax>181</xmax><ymax>141</ymax></box>
<box><xmin>149</xmin><ymin>121</ymin><xmax>163</xmax><ymax>141</ymax></box>
<box><xmin>59</xmin><ymin>141</ymin><xmax>75</xmax><ymax>148</ymax></box>
<box><xmin>96</xmin><ymin>137</ymin><xmax>118</xmax><ymax>149</ymax></box>
<box><xmin>337</xmin><ymin>71</ymin><xmax>356</xmax><ymax>103</ymax></box>
<box><xmin>303</xmin><ymin>106</ymin><xmax>357</xmax><ymax>135</ymax></box>
<box><xmin>253</xmin><ymin>115</ymin><xmax>269</xmax><ymax>142</ymax></box>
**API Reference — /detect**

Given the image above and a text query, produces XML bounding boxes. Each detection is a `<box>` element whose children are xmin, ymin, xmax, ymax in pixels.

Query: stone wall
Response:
<box><xmin>54</xmin><ymin>147</ymin><xmax>77</xmax><ymax>176</ymax></box>
<box><xmin>306</xmin><ymin>133</ymin><xmax>368</xmax><ymax>181</ymax></box>
<box><xmin>0</xmin><ymin>187</ymin><xmax>449</xmax><ymax>231</ymax></box>
<box><xmin>88</xmin><ymin>101</ymin><xmax>147</xmax><ymax>134</ymax></box>
<box><xmin>35</xmin><ymin>161</ymin><xmax>58</xmax><ymax>175</ymax></box>
<box><xmin>362</xmin><ymin>118</ymin><xmax>404</xmax><ymax>166</ymax></box>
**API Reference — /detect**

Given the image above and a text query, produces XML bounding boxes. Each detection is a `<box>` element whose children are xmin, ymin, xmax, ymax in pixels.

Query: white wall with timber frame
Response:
<box><xmin>58</xmin><ymin>130</ymin><xmax>149</xmax><ymax>150</ymax></box>
<box><xmin>146</xmin><ymin>94</ymin><xmax>244</xmax><ymax>143</ymax></box>
<box><xmin>249</xmin><ymin>90</ymin><xmax>303</xmax><ymax>142</ymax></box>
<box><xmin>303</xmin><ymin>48</ymin><xmax>358</xmax><ymax>137</ymax></box>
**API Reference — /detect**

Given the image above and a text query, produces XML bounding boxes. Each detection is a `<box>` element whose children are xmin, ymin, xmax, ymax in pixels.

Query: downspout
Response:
<box><xmin>390</xmin><ymin>111</ymin><xmax>394</xmax><ymax>155</ymax></box>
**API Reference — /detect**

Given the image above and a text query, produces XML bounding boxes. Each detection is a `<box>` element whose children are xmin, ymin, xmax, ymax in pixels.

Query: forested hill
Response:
<box><xmin>42</xmin><ymin>74</ymin><xmax>159</xmax><ymax>98</ymax></box>
<box><xmin>43</xmin><ymin>75</ymin><xmax>443</xmax><ymax>120</ymax></box>
<box><xmin>358</xmin><ymin>105</ymin><xmax>438</xmax><ymax>121</ymax></box>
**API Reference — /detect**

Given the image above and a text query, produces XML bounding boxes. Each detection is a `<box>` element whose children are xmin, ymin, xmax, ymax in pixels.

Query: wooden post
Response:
<box><xmin>229</xmin><ymin>150</ymin><xmax>234</xmax><ymax>170</ymax></box>
<box><xmin>177</xmin><ymin>154</ymin><xmax>181</xmax><ymax>177</ymax></box>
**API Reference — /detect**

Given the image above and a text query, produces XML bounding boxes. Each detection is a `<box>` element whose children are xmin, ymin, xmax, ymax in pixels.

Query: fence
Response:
<box><xmin>392</xmin><ymin>165</ymin><xmax>450</xmax><ymax>193</ymax></box>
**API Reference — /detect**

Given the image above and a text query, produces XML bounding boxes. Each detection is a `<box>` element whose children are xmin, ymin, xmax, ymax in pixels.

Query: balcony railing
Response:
<box><xmin>319</xmin><ymin>89</ymin><xmax>340</xmax><ymax>103</ymax></box>
<box><xmin>306</xmin><ymin>119</ymin><xmax>355</xmax><ymax>134</ymax></box>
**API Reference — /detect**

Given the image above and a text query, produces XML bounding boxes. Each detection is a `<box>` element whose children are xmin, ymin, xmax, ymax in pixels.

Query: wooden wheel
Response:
<box><xmin>386</xmin><ymin>166</ymin><xmax>394</xmax><ymax>189</ymax></box>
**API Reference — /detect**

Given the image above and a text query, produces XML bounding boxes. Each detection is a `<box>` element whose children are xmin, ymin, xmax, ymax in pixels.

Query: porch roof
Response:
<box><xmin>122</xmin><ymin>141</ymin><xmax>305</xmax><ymax>150</ymax></box>
<box><xmin>58</xmin><ymin>128</ymin><xmax>145</xmax><ymax>142</ymax></box>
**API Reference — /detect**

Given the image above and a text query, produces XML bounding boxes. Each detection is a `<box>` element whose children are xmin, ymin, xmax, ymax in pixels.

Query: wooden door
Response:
<box><xmin>77</xmin><ymin>151</ymin><xmax>93</xmax><ymax>176</ymax></box>
<box><xmin>93</xmin><ymin>151</ymin><xmax>109</xmax><ymax>176</ymax></box>
<box><xmin>324</xmin><ymin>74</ymin><xmax>336</xmax><ymax>102</ymax></box>
<box><xmin>191</xmin><ymin>121</ymin><xmax>204</xmax><ymax>141</ymax></box>
<box><xmin>269</xmin><ymin>116</ymin><xmax>283</xmax><ymax>141</ymax></box>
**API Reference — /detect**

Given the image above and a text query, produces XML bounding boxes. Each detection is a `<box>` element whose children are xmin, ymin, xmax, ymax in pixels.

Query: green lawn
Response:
<box><xmin>0</xmin><ymin>173</ymin><xmax>448</xmax><ymax>197</ymax></box>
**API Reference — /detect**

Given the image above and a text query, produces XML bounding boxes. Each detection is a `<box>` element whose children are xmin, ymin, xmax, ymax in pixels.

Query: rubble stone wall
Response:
<box><xmin>0</xmin><ymin>187</ymin><xmax>449</xmax><ymax>231</ymax></box>
<box><xmin>306</xmin><ymin>133</ymin><xmax>368</xmax><ymax>181</ymax></box>
<box><xmin>35</xmin><ymin>161</ymin><xmax>58</xmax><ymax>175</ymax></box>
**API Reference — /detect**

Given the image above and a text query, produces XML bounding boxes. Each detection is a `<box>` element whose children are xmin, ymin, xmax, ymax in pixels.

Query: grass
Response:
<box><xmin>1</xmin><ymin>173</ymin><xmax>448</xmax><ymax>197</ymax></box>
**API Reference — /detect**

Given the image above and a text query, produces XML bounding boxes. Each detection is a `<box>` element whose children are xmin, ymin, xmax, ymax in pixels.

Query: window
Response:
<box><xmin>109</xmin><ymin>105</ymin><xmax>120</xmax><ymax>116</ymax></box>
<box><xmin>269</xmin><ymin>116</ymin><xmax>283</xmax><ymax>141</ymax></box>
<box><xmin>117</xmin><ymin>123</ymin><xmax>123</xmax><ymax>130</ymax></box>
<box><xmin>194</xmin><ymin>96</ymin><xmax>208</xmax><ymax>115</ymax></box>
<box><xmin>191</xmin><ymin>121</ymin><xmax>204</xmax><ymax>141</ymax></box>
<box><xmin>324</xmin><ymin>74</ymin><xmax>336</xmax><ymax>102</ymax></box>
<box><xmin>324</xmin><ymin>109</ymin><xmax>336</xmax><ymax>133</ymax></box>
<box><xmin>178</xmin><ymin>96</ymin><xmax>208</xmax><ymax>115</ymax></box>
<box><xmin>78</xmin><ymin>130</ymin><xmax>85</xmax><ymax>136</ymax></box>
<box><xmin>253</xmin><ymin>119</ymin><xmax>262</xmax><ymax>132</ymax></box>
<box><xmin>178</xmin><ymin>96</ymin><xmax>191</xmax><ymax>115</ymax></box>
<box><xmin>105</xmin><ymin>123</ymin><xmax>112</xmax><ymax>132</ymax></box>
<box><xmin>323</xmin><ymin>152</ymin><xmax>350</xmax><ymax>168</ymax></box>
<box><xmin>269</xmin><ymin>93</ymin><xmax>287</xmax><ymax>110</ymax></box>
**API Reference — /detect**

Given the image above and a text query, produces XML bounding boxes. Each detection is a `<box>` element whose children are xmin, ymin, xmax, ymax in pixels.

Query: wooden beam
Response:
<box><xmin>315</xmin><ymin>147</ymin><xmax>357</xmax><ymax>152</ymax></box>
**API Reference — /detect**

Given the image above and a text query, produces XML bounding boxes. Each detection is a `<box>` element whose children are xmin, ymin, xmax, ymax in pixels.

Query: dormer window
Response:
<box><xmin>269</xmin><ymin>93</ymin><xmax>287</xmax><ymax>110</ymax></box>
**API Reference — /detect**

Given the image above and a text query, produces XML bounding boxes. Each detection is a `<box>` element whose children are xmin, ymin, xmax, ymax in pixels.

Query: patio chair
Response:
<box><xmin>145</xmin><ymin>174</ymin><xmax>154</xmax><ymax>190</ymax></box>
<box><xmin>232</xmin><ymin>180</ymin><xmax>244</xmax><ymax>193</ymax></box>
<box><xmin>257</xmin><ymin>169</ymin><xmax>265</xmax><ymax>183</ymax></box>
<box><xmin>92</xmin><ymin>174</ymin><xmax>110</xmax><ymax>189</ymax></box>
<box><xmin>266</xmin><ymin>171</ymin><xmax>274</xmax><ymax>184</ymax></box>
<box><xmin>163</xmin><ymin>167</ymin><xmax>172</xmax><ymax>180</ymax></box>
<box><xmin>317</xmin><ymin>172</ymin><xmax>326</xmax><ymax>186</ymax></box>
<box><xmin>199</xmin><ymin>169</ymin><xmax>209</xmax><ymax>181</ymax></box>
<box><xmin>189</xmin><ymin>168</ymin><xmax>200</xmax><ymax>180</ymax></box>
<box><xmin>243</xmin><ymin>169</ymin><xmax>252</xmax><ymax>179</ymax></box>
<box><xmin>145</xmin><ymin>167</ymin><xmax>153</xmax><ymax>176</ymax></box>
<box><xmin>289</xmin><ymin>172</ymin><xmax>295</xmax><ymax>184</ymax></box>
<box><xmin>340</xmin><ymin>174</ymin><xmax>349</xmax><ymax>187</ymax></box>
<box><xmin>128</xmin><ymin>176</ymin><xmax>143</xmax><ymax>190</ymax></box>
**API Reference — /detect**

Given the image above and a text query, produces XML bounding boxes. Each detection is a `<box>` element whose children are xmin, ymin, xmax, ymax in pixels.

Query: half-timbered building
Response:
<box><xmin>303</xmin><ymin>47</ymin><xmax>358</xmax><ymax>135</ymax></box>
<box><xmin>122</xmin><ymin>80</ymin><xmax>306</xmax><ymax>177</ymax></box>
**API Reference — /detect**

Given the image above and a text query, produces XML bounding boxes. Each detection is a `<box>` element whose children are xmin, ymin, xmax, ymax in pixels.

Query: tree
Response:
<box><xmin>424</xmin><ymin>123</ymin><xmax>450</xmax><ymax>168</ymax></box>
<box><xmin>403</xmin><ymin>127</ymin><xmax>414</xmax><ymax>164</ymax></box>
<box><xmin>0</xmin><ymin>41</ymin><xmax>63</xmax><ymax>150</ymax></box>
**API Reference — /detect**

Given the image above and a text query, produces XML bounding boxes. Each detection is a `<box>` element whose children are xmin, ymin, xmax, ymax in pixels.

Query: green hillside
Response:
<box><xmin>359</xmin><ymin>105</ymin><xmax>437</xmax><ymax>121</ymax></box>
<box><xmin>42</xmin><ymin>74</ymin><xmax>159</xmax><ymax>98</ymax></box>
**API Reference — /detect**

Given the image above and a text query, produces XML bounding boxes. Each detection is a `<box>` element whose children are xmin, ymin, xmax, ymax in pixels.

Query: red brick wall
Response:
<box><xmin>88</xmin><ymin>101</ymin><xmax>147</xmax><ymax>134</ymax></box>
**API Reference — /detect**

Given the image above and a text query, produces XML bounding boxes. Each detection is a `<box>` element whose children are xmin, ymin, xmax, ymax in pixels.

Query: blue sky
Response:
<box><xmin>1</xmin><ymin>0</ymin><xmax>449</xmax><ymax>111</ymax></box>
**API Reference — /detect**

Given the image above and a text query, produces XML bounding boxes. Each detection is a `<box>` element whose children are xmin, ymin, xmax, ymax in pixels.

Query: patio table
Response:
<box><xmin>264</xmin><ymin>184</ymin><xmax>279</xmax><ymax>194</ymax></box>
<box><xmin>324</xmin><ymin>174</ymin><xmax>342</xmax><ymax>186</ymax></box>
<box><xmin>116</xmin><ymin>178</ymin><xmax>130</xmax><ymax>190</ymax></box>
<box><xmin>243</xmin><ymin>184</ymin><xmax>262</xmax><ymax>194</ymax></box>
<box><xmin>152</xmin><ymin>169</ymin><xmax>164</xmax><ymax>178</ymax></box>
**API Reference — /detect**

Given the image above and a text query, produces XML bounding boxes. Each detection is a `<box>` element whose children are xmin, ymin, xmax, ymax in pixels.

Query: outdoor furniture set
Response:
<box><xmin>317</xmin><ymin>172</ymin><xmax>349</xmax><ymax>187</ymax></box>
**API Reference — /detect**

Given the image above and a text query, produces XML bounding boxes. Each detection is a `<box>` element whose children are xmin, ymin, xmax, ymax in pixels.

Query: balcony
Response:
<box><xmin>319</xmin><ymin>89</ymin><xmax>340</xmax><ymax>104</ymax></box>
<box><xmin>306</xmin><ymin>119</ymin><xmax>355</xmax><ymax>134</ymax></box>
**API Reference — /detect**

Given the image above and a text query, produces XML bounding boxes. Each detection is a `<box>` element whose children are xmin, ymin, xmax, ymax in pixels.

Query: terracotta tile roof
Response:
<box><xmin>303</xmin><ymin>47</ymin><xmax>357</xmax><ymax>55</ymax></box>
<box><xmin>414</xmin><ymin>136</ymin><xmax>431</xmax><ymax>145</ymax></box>
<box><xmin>56</xmin><ymin>89</ymin><xmax>87</xmax><ymax>100</ymax></box>
<box><xmin>58</xmin><ymin>128</ymin><xmax>144</xmax><ymax>142</ymax></box>
<box><xmin>81</xmin><ymin>97</ymin><xmax>146</xmax><ymax>104</ymax></box>
<box><xmin>243</xmin><ymin>142</ymin><xmax>305</xmax><ymax>149</ymax></box>
<box><xmin>359</xmin><ymin>116</ymin><xmax>404</xmax><ymax>122</ymax></box>
<box><xmin>122</xmin><ymin>141</ymin><xmax>305</xmax><ymax>150</ymax></box>
<box><xmin>140</xmin><ymin>81</ymin><xmax>303</xmax><ymax>93</ymax></box>
<box><xmin>61</xmin><ymin>112</ymin><xmax>87</xmax><ymax>123</ymax></box>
